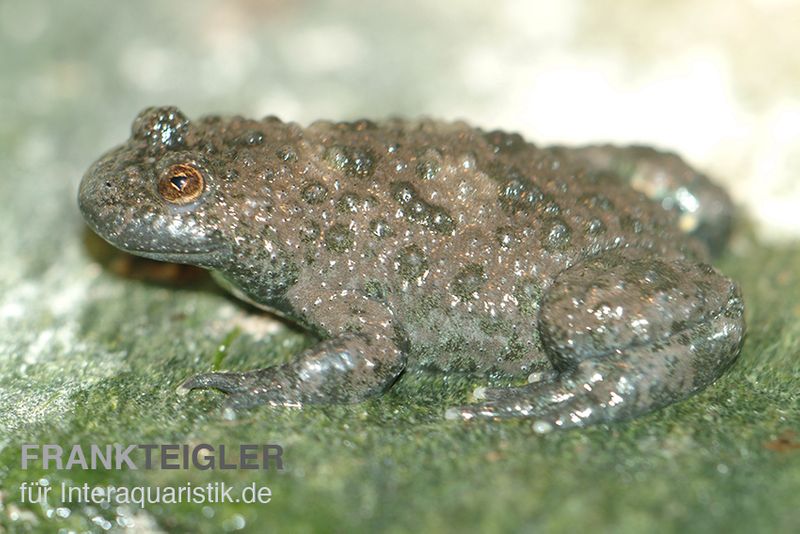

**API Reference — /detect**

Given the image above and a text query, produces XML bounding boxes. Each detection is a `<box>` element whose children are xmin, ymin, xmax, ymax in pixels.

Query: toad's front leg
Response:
<box><xmin>447</xmin><ymin>249</ymin><xmax>745</xmax><ymax>430</ymax></box>
<box><xmin>180</xmin><ymin>294</ymin><xmax>406</xmax><ymax>407</ymax></box>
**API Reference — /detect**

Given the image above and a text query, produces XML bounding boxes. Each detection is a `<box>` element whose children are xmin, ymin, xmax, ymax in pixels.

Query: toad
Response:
<box><xmin>78</xmin><ymin>107</ymin><xmax>745</xmax><ymax>430</ymax></box>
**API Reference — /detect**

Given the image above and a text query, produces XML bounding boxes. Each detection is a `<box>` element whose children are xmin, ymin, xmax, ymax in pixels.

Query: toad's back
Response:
<box><xmin>214</xmin><ymin>117</ymin><xmax>701</xmax><ymax>373</ymax></box>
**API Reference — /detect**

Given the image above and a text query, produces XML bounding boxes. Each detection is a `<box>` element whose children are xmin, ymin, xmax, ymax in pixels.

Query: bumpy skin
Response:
<box><xmin>78</xmin><ymin>107</ymin><xmax>745</xmax><ymax>431</ymax></box>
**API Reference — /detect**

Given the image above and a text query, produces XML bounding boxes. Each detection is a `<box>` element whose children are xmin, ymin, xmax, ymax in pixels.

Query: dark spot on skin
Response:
<box><xmin>486</xmin><ymin>162</ymin><xmax>521</xmax><ymax>184</ymax></box>
<box><xmin>479</xmin><ymin>317</ymin><xmax>511</xmax><ymax>336</ymax></box>
<box><xmin>225</xmin><ymin>169</ymin><xmax>239</xmax><ymax>181</ymax></box>
<box><xmin>236</xmin><ymin>131</ymin><xmax>264</xmax><ymax>146</ymax></box>
<box><xmin>402</xmin><ymin>295</ymin><xmax>440</xmax><ymax>325</ymax></box>
<box><xmin>396</xmin><ymin>244</ymin><xmax>428</xmax><ymax>280</ymax></box>
<box><xmin>621</xmin><ymin>259</ymin><xmax>680</xmax><ymax>296</ymax></box>
<box><xmin>499</xmin><ymin>332</ymin><xmax>528</xmax><ymax>362</ymax></box>
<box><xmin>671</xmin><ymin>320</ymin><xmax>688</xmax><ymax>334</ymax></box>
<box><xmin>579</xmin><ymin>192</ymin><xmax>615</xmax><ymax>212</ymax></box>
<box><xmin>429</xmin><ymin>207</ymin><xmax>455</xmax><ymax>234</ymax></box>
<box><xmin>325</xmin><ymin>145</ymin><xmax>377</xmax><ymax>178</ymax></box>
<box><xmin>542</xmin><ymin>196</ymin><xmax>561</xmax><ymax>215</ymax></box>
<box><xmin>451</xmin><ymin>264</ymin><xmax>487</xmax><ymax>300</ymax></box>
<box><xmin>325</xmin><ymin>146</ymin><xmax>351</xmax><ymax>171</ymax></box>
<box><xmin>587</xmin><ymin>218</ymin><xmax>606</xmax><ymax>234</ymax></box>
<box><xmin>406</xmin><ymin>199</ymin><xmax>431</xmax><ymax>224</ymax></box>
<box><xmin>416</xmin><ymin>148</ymin><xmax>442</xmax><ymax>180</ymax></box>
<box><xmin>132</xmin><ymin>106</ymin><xmax>189</xmax><ymax>150</ymax></box>
<box><xmin>514</xmin><ymin>277</ymin><xmax>543</xmax><ymax>316</ymax></box>
<box><xmin>277</xmin><ymin>146</ymin><xmax>298</xmax><ymax>162</ymax></box>
<box><xmin>495</xmin><ymin>226</ymin><xmax>516</xmax><ymax>247</ymax></box>
<box><xmin>299</xmin><ymin>220</ymin><xmax>320</xmax><ymax>243</ymax></box>
<box><xmin>236</xmin><ymin>151</ymin><xmax>256</xmax><ymax>168</ymax></box>
<box><xmin>391</xmin><ymin>181</ymin><xmax>454</xmax><ymax>234</ymax></box>
<box><xmin>337</xmin><ymin>192</ymin><xmax>361</xmax><ymax>213</ymax></box>
<box><xmin>199</xmin><ymin>141</ymin><xmax>217</xmax><ymax>155</ymax></box>
<box><xmin>370</xmin><ymin>218</ymin><xmax>393</xmax><ymax>237</ymax></box>
<box><xmin>324</xmin><ymin>223</ymin><xmax>354</xmax><ymax>252</ymax></box>
<box><xmin>391</xmin><ymin>181</ymin><xmax>417</xmax><ymax>204</ymax></box>
<box><xmin>483</xmin><ymin>130</ymin><xmax>526</xmax><ymax>155</ymax></box>
<box><xmin>496</xmin><ymin>174</ymin><xmax>544</xmax><ymax>214</ymax></box>
<box><xmin>157</xmin><ymin>163</ymin><xmax>204</xmax><ymax>204</ymax></box>
<box><xmin>363</xmin><ymin>280</ymin><xmax>388</xmax><ymax>301</ymax></box>
<box><xmin>544</xmin><ymin>218</ymin><xmax>572</xmax><ymax>250</ymax></box>
<box><xmin>301</xmin><ymin>182</ymin><xmax>328</xmax><ymax>204</ymax></box>
<box><xmin>621</xmin><ymin>215</ymin><xmax>644</xmax><ymax>234</ymax></box>
<box><xmin>416</xmin><ymin>160</ymin><xmax>440</xmax><ymax>181</ymax></box>
<box><xmin>698</xmin><ymin>263</ymin><xmax>715</xmax><ymax>275</ymax></box>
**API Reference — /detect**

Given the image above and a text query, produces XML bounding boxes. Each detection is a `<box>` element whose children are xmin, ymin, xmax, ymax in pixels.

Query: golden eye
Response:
<box><xmin>158</xmin><ymin>163</ymin><xmax>204</xmax><ymax>204</ymax></box>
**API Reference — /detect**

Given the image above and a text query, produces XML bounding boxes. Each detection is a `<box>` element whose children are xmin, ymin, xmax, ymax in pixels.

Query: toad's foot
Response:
<box><xmin>447</xmin><ymin>249</ymin><xmax>745</xmax><ymax>430</ymax></box>
<box><xmin>180</xmin><ymin>331</ymin><xmax>406</xmax><ymax>409</ymax></box>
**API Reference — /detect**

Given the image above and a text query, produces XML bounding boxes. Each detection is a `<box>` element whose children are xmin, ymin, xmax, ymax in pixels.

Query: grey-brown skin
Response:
<box><xmin>78</xmin><ymin>107</ymin><xmax>745</xmax><ymax>431</ymax></box>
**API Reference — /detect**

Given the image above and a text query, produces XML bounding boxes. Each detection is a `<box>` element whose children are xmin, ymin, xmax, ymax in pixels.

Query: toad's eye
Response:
<box><xmin>158</xmin><ymin>163</ymin><xmax>204</xmax><ymax>204</ymax></box>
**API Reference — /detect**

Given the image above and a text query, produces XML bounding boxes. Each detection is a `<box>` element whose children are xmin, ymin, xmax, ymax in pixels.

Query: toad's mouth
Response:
<box><xmin>81</xmin><ymin>205</ymin><xmax>227</xmax><ymax>267</ymax></box>
<box><xmin>82</xmin><ymin>216</ymin><xmax>225</xmax><ymax>265</ymax></box>
<box><xmin>116</xmin><ymin>244</ymin><xmax>225</xmax><ymax>266</ymax></box>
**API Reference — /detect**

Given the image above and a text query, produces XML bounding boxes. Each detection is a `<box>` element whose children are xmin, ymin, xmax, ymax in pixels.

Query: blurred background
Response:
<box><xmin>2</xmin><ymin>0</ymin><xmax>799</xmax><ymax>239</ymax></box>
<box><xmin>2</xmin><ymin>2</ymin><xmax>800</xmax><ymax>532</ymax></box>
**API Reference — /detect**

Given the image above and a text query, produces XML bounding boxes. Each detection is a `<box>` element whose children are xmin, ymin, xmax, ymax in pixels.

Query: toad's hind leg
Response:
<box><xmin>446</xmin><ymin>250</ymin><xmax>745</xmax><ymax>430</ymax></box>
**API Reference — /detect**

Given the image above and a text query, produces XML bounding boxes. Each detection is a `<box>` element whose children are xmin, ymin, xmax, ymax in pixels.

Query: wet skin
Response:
<box><xmin>79</xmin><ymin>107</ymin><xmax>745</xmax><ymax>431</ymax></box>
